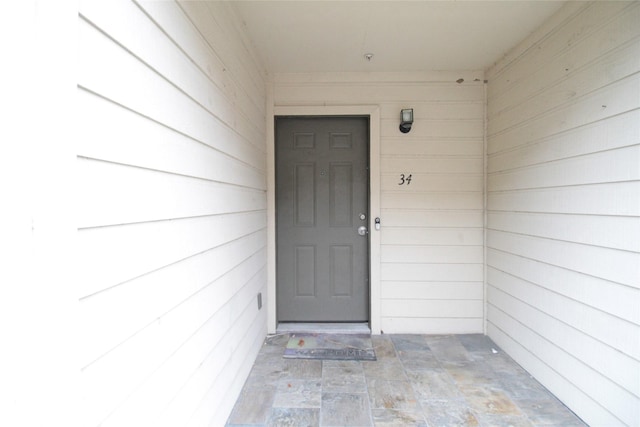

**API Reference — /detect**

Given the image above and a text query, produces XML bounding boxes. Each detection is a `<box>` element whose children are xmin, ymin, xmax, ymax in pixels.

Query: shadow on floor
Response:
<box><xmin>226</xmin><ymin>334</ymin><xmax>586</xmax><ymax>427</ymax></box>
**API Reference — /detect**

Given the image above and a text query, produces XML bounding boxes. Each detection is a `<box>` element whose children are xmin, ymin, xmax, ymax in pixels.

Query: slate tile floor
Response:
<box><xmin>226</xmin><ymin>334</ymin><xmax>586</xmax><ymax>427</ymax></box>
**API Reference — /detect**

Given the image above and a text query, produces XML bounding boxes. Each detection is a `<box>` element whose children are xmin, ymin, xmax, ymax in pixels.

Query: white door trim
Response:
<box><xmin>267</xmin><ymin>105</ymin><xmax>381</xmax><ymax>334</ymax></box>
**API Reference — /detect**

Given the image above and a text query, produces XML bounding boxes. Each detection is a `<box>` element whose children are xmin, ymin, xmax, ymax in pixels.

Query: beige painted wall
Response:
<box><xmin>271</xmin><ymin>71</ymin><xmax>486</xmax><ymax>334</ymax></box>
<box><xmin>77</xmin><ymin>1</ymin><xmax>267</xmax><ymax>425</ymax></box>
<box><xmin>486</xmin><ymin>2</ymin><xmax>640</xmax><ymax>425</ymax></box>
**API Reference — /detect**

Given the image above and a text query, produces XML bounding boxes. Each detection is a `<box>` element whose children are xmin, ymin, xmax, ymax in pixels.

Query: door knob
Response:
<box><xmin>357</xmin><ymin>226</ymin><xmax>368</xmax><ymax>236</ymax></box>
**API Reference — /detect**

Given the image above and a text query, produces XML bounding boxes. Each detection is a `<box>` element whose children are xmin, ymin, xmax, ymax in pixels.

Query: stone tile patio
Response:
<box><xmin>226</xmin><ymin>334</ymin><xmax>586</xmax><ymax>427</ymax></box>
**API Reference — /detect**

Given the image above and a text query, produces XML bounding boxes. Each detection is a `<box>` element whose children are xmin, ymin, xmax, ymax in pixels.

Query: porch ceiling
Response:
<box><xmin>232</xmin><ymin>1</ymin><xmax>565</xmax><ymax>74</ymax></box>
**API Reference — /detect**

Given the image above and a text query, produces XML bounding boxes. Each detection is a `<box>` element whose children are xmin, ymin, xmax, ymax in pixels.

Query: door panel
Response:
<box><xmin>276</xmin><ymin>117</ymin><xmax>369</xmax><ymax>322</ymax></box>
<box><xmin>294</xmin><ymin>163</ymin><xmax>315</xmax><ymax>226</ymax></box>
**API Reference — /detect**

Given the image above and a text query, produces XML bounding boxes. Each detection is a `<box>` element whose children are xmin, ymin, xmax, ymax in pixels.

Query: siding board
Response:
<box><xmin>78</xmin><ymin>213</ymin><xmax>266</xmax><ymax>298</ymax></box>
<box><xmin>382</xmin><ymin>282</ymin><xmax>483</xmax><ymax>300</ymax></box>
<box><xmin>275</xmin><ymin>73</ymin><xmax>485</xmax><ymax>333</ymax></box>
<box><xmin>488</xmin><ymin>307</ymin><xmax>633</xmax><ymax>426</ymax></box>
<box><xmin>488</xmin><ymin>268</ymin><xmax>640</xmax><ymax>365</ymax></box>
<box><xmin>78</xmin><ymin>2</ymin><xmax>267</xmax><ymax>425</ymax></box>
<box><xmin>78</xmin><ymin>158</ymin><xmax>266</xmax><ymax>227</ymax></box>
<box><xmin>382</xmin><ymin>299</ymin><xmax>483</xmax><ymax>319</ymax></box>
<box><xmin>488</xmin><ymin>145</ymin><xmax>640</xmax><ymax>191</ymax></box>
<box><xmin>488</xmin><ymin>211</ymin><xmax>640</xmax><ymax>252</ymax></box>
<box><xmin>490</xmin><ymin>3</ymin><xmax>639</xmax><ymax>115</ymax></box>
<box><xmin>78</xmin><ymin>90</ymin><xmax>266</xmax><ymax>187</ymax></box>
<box><xmin>382</xmin><ymin>139</ymin><xmax>484</xmax><ymax>157</ymax></box>
<box><xmin>382</xmin><ymin>228</ymin><xmax>483</xmax><ymax>246</ymax></box>
<box><xmin>488</xmin><ymin>182</ymin><xmax>640</xmax><ymax>216</ymax></box>
<box><xmin>488</xmin><ymin>229</ymin><xmax>639</xmax><ymax>288</ymax></box>
<box><xmin>275</xmin><ymin>82</ymin><xmax>483</xmax><ymax>104</ymax></box>
<box><xmin>78</xmin><ymin>87</ymin><xmax>265</xmax><ymax>172</ymax></box>
<box><xmin>381</xmin><ymin>118</ymin><xmax>483</xmax><ymax>138</ymax></box>
<box><xmin>381</xmin><ymin>246</ymin><xmax>483</xmax><ymax>264</ymax></box>
<box><xmin>488</xmin><ymin>248</ymin><xmax>640</xmax><ymax>325</ymax></box>
<box><xmin>79</xmin><ymin>1</ymin><xmax>238</xmax><ymax>132</ymax></box>
<box><xmin>381</xmin><ymin>317</ymin><xmax>483</xmax><ymax>334</ymax></box>
<box><xmin>80</xmin><ymin>231</ymin><xmax>267</xmax><ymax>365</ymax></box>
<box><xmin>380</xmin><ymin>210</ymin><xmax>483</xmax><ymax>228</ymax></box>
<box><xmin>489</xmin><ymin>290</ymin><xmax>639</xmax><ymax>426</ymax></box>
<box><xmin>131</xmin><ymin>1</ymin><xmax>236</xmax><ymax>103</ymax></box>
<box><xmin>486</xmin><ymin>2</ymin><xmax>640</xmax><ymax>425</ymax></box>
<box><xmin>381</xmin><ymin>263</ymin><xmax>483</xmax><ymax>282</ymax></box>
<box><xmin>78</xmin><ymin>17</ymin><xmax>264</xmax><ymax>160</ymax></box>
<box><xmin>488</xmin><ymin>73</ymin><xmax>640</xmax><ymax>155</ymax></box>
<box><xmin>489</xmin><ymin>37</ymin><xmax>640</xmax><ymax>135</ymax></box>
<box><xmin>184</xmin><ymin>308</ymin><xmax>267</xmax><ymax>427</ymax></box>
<box><xmin>380</xmin><ymin>101</ymin><xmax>484</xmax><ymax>120</ymax></box>
<box><xmin>83</xmin><ymin>261</ymin><xmax>265</xmax><ymax>426</ymax></box>
<box><xmin>101</xmin><ymin>269</ymin><xmax>267</xmax><ymax>427</ymax></box>
<box><xmin>381</xmin><ymin>173</ymin><xmax>483</xmax><ymax>192</ymax></box>
<box><xmin>381</xmin><ymin>157</ymin><xmax>482</xmax><ymax>174</ymax></box>
<box><xmin>191</xmin><ymin>1</ymin><xmax>266</xmax><ymax>107</ymax></box>
<box><xmin>170</xmin><ymin>1</ymin><xmax>265</xmax><ymax>117</ymax></box>
<box><xmin>137</xmin><ymin>1</ymin><xmax>267</xmax><ymax>150</ymax></box>
<box><xmin>488</xmin><ymin>109</ymin><xmax>640</xmax><ymax>174</ymax></box>
<box><xmin>78</xmin><ymin>17</ymin><xmax>234</xmax><ymax>139</ymax></box>
<box><xmin>488</xmin><ymin>1</ymin><xmax>633</xmax><ymax>104</ymax></box>
<box><xmin>382</xmin><ymin>193</ymin><xmax>483</xmax><ymax>211</ymax></box>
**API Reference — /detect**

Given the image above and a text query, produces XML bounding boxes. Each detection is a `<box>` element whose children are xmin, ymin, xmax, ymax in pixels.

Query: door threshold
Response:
<box><xmin>276</xmin><ymin>322</ymin><xmax>371</xmax><ymax>335</ymax></box>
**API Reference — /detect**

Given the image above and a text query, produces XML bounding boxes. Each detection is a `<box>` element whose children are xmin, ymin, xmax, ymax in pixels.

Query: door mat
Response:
<box><xmin>283</xmin><ymin>333</ymin><xmax>376</xmax><ymax>361</ymax></box>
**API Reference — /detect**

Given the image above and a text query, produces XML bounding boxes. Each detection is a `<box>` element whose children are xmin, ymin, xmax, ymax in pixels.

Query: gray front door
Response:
<box><xmin>276</xmin><ymin>116</ymin><xmax>369</xmax><ymax>322</ymax></box>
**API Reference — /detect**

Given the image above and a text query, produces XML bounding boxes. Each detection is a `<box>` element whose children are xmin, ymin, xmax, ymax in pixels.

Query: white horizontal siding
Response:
<box><xmin>488</xmin><ymin>268</ymin><xmax>639</xmax><ymax>365</ymax></box>
<box><xmin>488</xmin><ymin>145</ymin><xmax>640</xmax><ymax>191</ymax></box>
<box><xmin>486</xmin><ymin>2</ymin><xmax>640</xmax><ymax>426</ymax></box>
<box><xmin>489</xmin><ymin>110</ymin><xmax>640</xmax><ymax>174</ymax></box>
<box><xmin>382</xmin><ymin>139</ymin><xmax>484</xmax><ymax>157</ymax></box>
<box><xmin>381</xmin><ymin>318</ymin><xmax>483</xmax><ymax>334</ymax></box>
<box><xmin>488</xmin><ymin>248</ymin><xmax>639</xmax><ymax>326</ymax></box>
<box><xmin>77</xmin><ymin>157</ymin><xmax>266</xmax><ymax>228</ymax></box>
<box><xmin>382</xmin><ymin>228</ymin><xmax>483</xmax><ymax>246</ymax></box>
<box><xmin>382</xmin><ymin>193</ymin><xmax>483</xmax><ymax>211</ymax></box>
<box><xmin>488</xmin><ymin>182</ymin><xmax>640</xmax><ymax>216</ymax></box>
<box><xmin>77</xmin><ymin>89</ymin><xmax>265</xmax><ymax>186</ymax></box>
<box><xmin>381</xmin><ymin>173</ymin><xmax>482</xmax><ymax>192</ymax></box>
<box><xmin>381</xmin><ymin>246</ymin><xmax>483</xmax><ymax>264</ymax></box>
<box><xmin>78</xmin><ymin>1</ymin><xmax>267</xmax><ymax>426</ymax></box>
<box><xmin>491</xmin><ymin>72</ymin><xmax>640</xmax><ymax>152</ymax></box>
<box><xmin>488</xmin><ymin>211</ymin><xmax>640</xmax><ymax>252</ymax></box>
<box><xmin>382</xmin><ymin>299</ymin><xmax>482</xmax><ymax>319</ymax></box>
<box><xmin>488</xmin><ymin>2</ymin><xmax>638</xmax><ymax>117</ymax></box>
<box><xmin>380</xmin><ymin>210</ymin><xmax>483</xmax><ymax>227</ymax></box>
<box><xmin>80</xmin><ymin>230</ymin><xmax>267</xmax><ymax>365</ymax></box>
<box><xmin>381</xmin><ymin>282</ymin><xmax>483</xmax><ymax>300</ymax></box>
<box><xmin>275</xmin><ymin>82</ymin><xmax>484</xmax><ymax>105</ymax></box>
<box><xmin>488</xmin><ymin>230</ymin><xmax>638</xmax><ymax>287</ymax></box>
<box><xmin>274</xmin><ymin>73</ymin><xmax>484</xmax><ymax>333</ymax></box>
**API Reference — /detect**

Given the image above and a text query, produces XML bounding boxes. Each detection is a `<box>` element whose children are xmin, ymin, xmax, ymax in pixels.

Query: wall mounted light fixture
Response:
<box><xmin>399</xmin><ymin>108</ymin><xmax>413</xmax><ymax>133</ymax></box>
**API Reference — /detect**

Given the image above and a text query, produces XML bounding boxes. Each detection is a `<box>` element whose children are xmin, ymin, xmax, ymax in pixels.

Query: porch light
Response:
<box><xmin>399</xmin><ymin>108</ymin><xmax>413</xmax><ymax>133</ymax></box>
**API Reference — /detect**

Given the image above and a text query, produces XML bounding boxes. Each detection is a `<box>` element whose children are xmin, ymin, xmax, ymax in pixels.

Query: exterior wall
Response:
<box><xmin>78</xmin><ymin>1</ymin><xmax>267</xmax><ymax>426</ymax></box>
<box><xmin>273</xmin><ymin>72</ymin><xmax>485</xmax><ymax>334</ymax></box>
<box><xmin>485</xmin><ymin>2</ymin><xmax>640</xmax><ymax>426</ymax></box>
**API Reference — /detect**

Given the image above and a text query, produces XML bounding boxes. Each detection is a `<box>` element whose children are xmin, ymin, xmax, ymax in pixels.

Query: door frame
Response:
<box><xmin>267</xmin><ymin>105</ymin><xmax>381</xmax><ymax>334</ymax></box>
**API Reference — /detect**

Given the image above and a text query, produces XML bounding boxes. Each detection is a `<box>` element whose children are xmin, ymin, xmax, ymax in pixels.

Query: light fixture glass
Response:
<box><xmin>399</xmin><ymin>108</ymin><xmax>413</xmax><ymax>133</ymax></box>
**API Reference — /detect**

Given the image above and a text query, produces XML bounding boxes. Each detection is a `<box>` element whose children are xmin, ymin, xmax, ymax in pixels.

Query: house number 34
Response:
<box><xmin>398</xmin><ymin>174</ymin><xmax>412</xmax><ymax>185</ymax></box>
